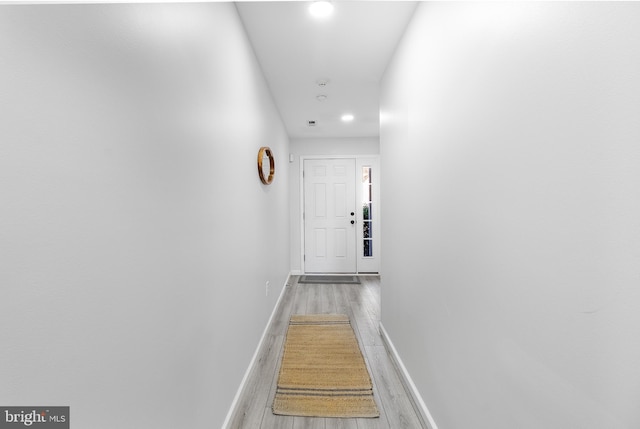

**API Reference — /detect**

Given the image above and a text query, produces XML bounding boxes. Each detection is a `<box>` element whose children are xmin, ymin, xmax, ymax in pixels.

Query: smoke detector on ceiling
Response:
<box><xmin>316</xmin><ymin>94</ymin><xmax>327</xmax><ymax>102</ymax></box>
<box><xmin>316</xmin><ymin>79</ymin><xmax>329</xmax><ymax>87</ymax></box>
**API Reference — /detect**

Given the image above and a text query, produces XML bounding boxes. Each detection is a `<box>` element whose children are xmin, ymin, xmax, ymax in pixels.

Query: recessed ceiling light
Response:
<box><xmin>309</xmin><ymin>1</ymin><xmax>334</xmax><ymax>18</ymax></box>
<box><xmin>341</xmin><ymin>114</ymin><xmax>354</xmax><ymax>122</ymax></box>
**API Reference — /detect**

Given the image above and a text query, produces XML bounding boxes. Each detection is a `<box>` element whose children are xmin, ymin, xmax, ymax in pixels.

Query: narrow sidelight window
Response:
<box><xmin>362</xmin><ymin>167</ymin><xmax>373</xmax><ymax>257</ymax></box>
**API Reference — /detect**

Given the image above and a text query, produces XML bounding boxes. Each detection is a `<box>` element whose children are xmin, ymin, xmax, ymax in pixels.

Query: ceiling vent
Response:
<box><xmin>308</xmin><ymin>120</ymin><xmax>317</xmax><ymax>127</ymax></box>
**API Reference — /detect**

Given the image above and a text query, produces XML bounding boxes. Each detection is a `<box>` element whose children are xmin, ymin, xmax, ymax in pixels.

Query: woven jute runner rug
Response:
<box><xmin>272</xmin><ymin>314</ymin><xmax>379</xmax><ymax>418</ymax></box>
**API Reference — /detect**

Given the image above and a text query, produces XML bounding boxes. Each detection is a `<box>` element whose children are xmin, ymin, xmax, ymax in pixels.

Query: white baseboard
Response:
<box><xmin>379</xmin><ymin>322</ymin><xmax>439</xmax><ymax>429</ymax></box>
<box><xmin>221</xmin><ymin>273</ymin><xmax>292</xmax><ymax>429</ymax></box>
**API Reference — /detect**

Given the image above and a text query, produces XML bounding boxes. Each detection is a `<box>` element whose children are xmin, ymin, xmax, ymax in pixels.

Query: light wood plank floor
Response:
<box><xmin>228</xmin><ymin>276</ymin><xmax>424</xmax><ymax>429</ymax></box>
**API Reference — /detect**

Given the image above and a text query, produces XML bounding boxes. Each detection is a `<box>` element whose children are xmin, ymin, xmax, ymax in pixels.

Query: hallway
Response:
<box><xmin>2</xmin><ymin>2</ymin><xmax>639</xmax><ymax>428</ymax></box>
<box><xmin>228</xmin><ymin>276</ymin><xmax>424</xmax><ymax>428</ymax></box>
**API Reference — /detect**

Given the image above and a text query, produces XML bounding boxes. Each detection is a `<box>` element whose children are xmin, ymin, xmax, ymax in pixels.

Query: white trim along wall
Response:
<box><xmin>379</xmin><ymin>323</ymin><xmax>439</xmax><ymax>429</ymax></box>
<box><xmin>222</xmin><ymin>274</ymin><xmax>293</xmax><ymax>428</ymax></box>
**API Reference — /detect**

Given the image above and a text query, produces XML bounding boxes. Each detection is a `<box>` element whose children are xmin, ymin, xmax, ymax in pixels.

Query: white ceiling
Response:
<box><xmin>236</xmin><ymin>1</ymin><xmax>417</xmax><ymax>139</ymax></box>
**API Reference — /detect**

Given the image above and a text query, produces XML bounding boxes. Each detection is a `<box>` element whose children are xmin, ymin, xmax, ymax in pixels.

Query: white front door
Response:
<box><xmin>303</xmin><ymin>159</ymin><xmax>357</xmax><ymax>273</ymax></box>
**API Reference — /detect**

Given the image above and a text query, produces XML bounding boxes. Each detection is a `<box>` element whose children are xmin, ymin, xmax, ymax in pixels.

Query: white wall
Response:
<box><xmin>0</xmin><ymin>4</ymin><xmax>289</xmax><ymax>428</ymax></box>
<box><xmin>380</xmin><ymin>2</ymin><xmax>640</xmax><ymax>428</ymax></box>
<box><xmin>288</xmin><ymin>137</ymin><xmax>379</xmax><ymax>273</ymax></box>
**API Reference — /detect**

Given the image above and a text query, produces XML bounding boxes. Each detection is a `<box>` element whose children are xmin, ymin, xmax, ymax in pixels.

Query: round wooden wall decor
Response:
<box><xmin>257</xmin><ymin>146</ymin><xmax>275</xmax><ymax>185</ymax></box>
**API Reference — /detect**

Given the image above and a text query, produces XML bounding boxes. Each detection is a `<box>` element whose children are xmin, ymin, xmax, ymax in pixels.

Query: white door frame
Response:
<box><xmin>300</xmin><ymin>155</ymin><xmax>380</xmax><ymax>274</ymax></box>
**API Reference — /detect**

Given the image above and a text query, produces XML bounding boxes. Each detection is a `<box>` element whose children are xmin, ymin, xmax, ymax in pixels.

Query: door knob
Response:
<box><xmin>350</xmin><ymin>220</ymin><xmax>355</xmax><ymax>225</ymax></box>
